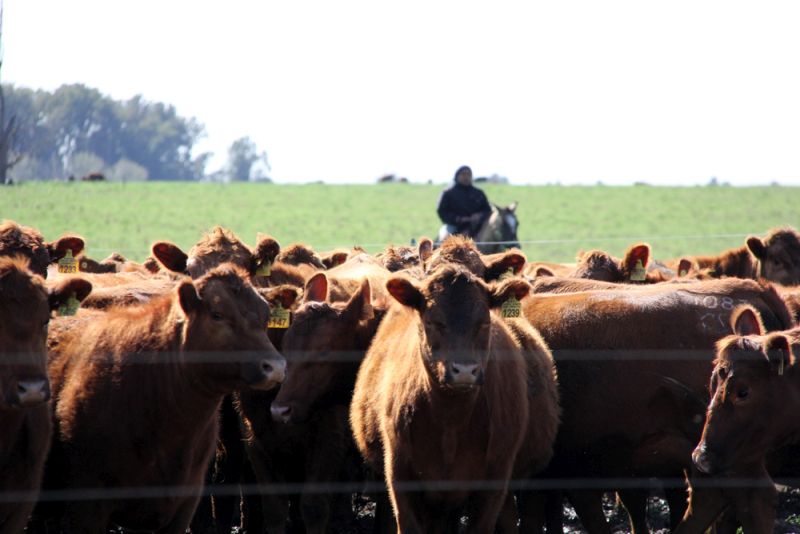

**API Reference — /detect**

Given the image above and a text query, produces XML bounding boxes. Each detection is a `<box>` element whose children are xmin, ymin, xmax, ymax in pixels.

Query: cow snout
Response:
<box><xmin>16</xmin><ymin>379</ymin><xmax>50</xmax><ymax>406</ymax></box>
<box><xmin>270</xmin><ymin>403</ymin><xmax>292</xmax><ymax>424</ymax></box>
<box><xmin>447</xmin><ymin>362</ymin><xmax>483</xmax><ymax>387</ymax></box>
<box><xmin>692</xmin><ymin>443</ymin><xmax>718</xmax><ymax>475</ymax></box>
<box><xmin>244</xmin><ymin>356</ymin><xmax>287</xmax><ymax>391</ymax></box>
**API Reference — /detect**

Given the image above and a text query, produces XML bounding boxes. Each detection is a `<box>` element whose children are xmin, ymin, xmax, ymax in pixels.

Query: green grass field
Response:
<box><xmin>2</xmin><ymin>181</ymin><xmax>799</xmax><ymax>263</ymax></box>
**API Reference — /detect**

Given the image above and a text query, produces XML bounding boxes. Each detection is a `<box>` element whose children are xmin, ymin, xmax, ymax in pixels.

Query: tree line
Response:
<box><xmin>1</xmin><ymin>83</ymin><xmax>269</xmax><ymax>183</ymax></box>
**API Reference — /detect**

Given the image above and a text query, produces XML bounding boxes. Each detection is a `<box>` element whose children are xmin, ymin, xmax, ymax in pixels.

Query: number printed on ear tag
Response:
<box><xmin>501</xmin><ymin>297</ymin><xmax>521</xmax><ymax>319</ymax></box>
<box><xmin>58</xmin><ymin>250</ymin><xmax>78</xmax><ymax>274</ymax></box>
<box><xmin>268</xmin><ymin>303</ymin><xmax>290</xmax><ymax>329</ymax></box>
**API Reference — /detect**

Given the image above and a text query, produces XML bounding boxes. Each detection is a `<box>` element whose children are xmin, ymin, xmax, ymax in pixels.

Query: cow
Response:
<box><xmin>275</xmin><ymin>243</ymin><xmax>327</xmax><ymax>279</ymax></box>
<box><xmin>520</xmin><ymin>278</ymin><xmax>794</xmax><ymax>534</ymax></box>
<box><xmin>674</xmin><ymin>227</ymin><xmax>800</xmax><ymax>285</ymax></box>
<box><xmin>239</xmin><ymin>263</ymin><xmax>391</xmax><ymax>533</ymax></box>
<box><xmin>677</xmin><ymin>309</ymin><xmax>800</xmax><ymax>534</ymax></box>
<box><xmin>151</xmin><ymin>226</ymin><xmax>307</xmax><ymax>288</ymax></box>
<box><xmin>36</xmin><ymin>265</ymin><xmax>286</xmax><ymax>533</ymax></box>
<box><xmin>424</xmin><ymin>235</ymin><xmax>527</xmax><ymax>282</ymax></box>
<box><xmin>0</xmin><ymin>257</ymin><xmax>91</xmax><ymax>534</ymax></box>
<box><xmin>375</xmin><ymin>238</ymin><xmax>432</xmax><ymax>276</ymax></box>
<box><xmin>350</xmin><ymin>265</ymin><xmax>559</xmax><ymax>533</ymax></box>
<box><xmin>0</xmin><ymin>220</ymin><xmax>85</xmax><ymax>278</ymax></box>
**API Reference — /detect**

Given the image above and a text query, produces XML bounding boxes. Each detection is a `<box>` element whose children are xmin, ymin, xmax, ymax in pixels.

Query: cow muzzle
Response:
<box><xmin>15</xmin><ymin>379</ymin><xmax>51</xmax><ymax>407</ymax></box>
<box><xmin>244</xmin><ymin>356</ymin><xmax>287</xmax><ymax>391</ymax></box>
<box><xmin>692</xmin><ymin>443</ymin><xmax>719</xmax><ymax>475</ymax></box>
<box><xmin>445</xmin><ymin>361</ymin><xmax>484</xmax><ymax>388</ymax></box>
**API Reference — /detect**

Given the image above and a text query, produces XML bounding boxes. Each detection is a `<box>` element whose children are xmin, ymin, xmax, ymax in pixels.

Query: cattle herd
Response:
<box><xmin>2</xmin><ymin>219</ymin><xmax>800</xmax><ymax>533</ymax></box>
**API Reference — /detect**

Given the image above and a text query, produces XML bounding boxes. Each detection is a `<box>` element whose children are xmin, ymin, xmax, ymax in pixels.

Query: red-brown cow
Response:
<box><xmin>424</xmin><ymin>235</ymin><xmax>527</xmax><ymax>282</ymax></box>
<box><xmin>351</xmin><ymin>265</ymin><xmax>559</xmax><ymax>533</ymax></box>
<box><xmin>152</xmin><ymin>226</ymin><xmax>305</xmax><ymax>287</ymax></box>
<box><xmin>677</xmin><ymin>309</ymin><xmax>800</xmax><ymax>534</ymax></box>
<box><xmin>37</xmin><ymin>265</ymin><xmax>286</xmax><ymax>533</ymax></box>
<box><xmin>521</xmin><ymin>278</ymin><xmax>794</xmax><ymax>534</ymax></box>
<box><xmin>676</xmin><ymin>227</ymin><xmax>800</xmax><ymax>285</ymax></box>
<box><xmin>0</xmin><ymin>220</ymin><xmax>84</xmax><ymax>278</ymax></box>
<box><xmin>239</xmin><ymin>263</ymin><xmax>391</xmax><ymax>533</ymax></box>
<box><xmin>0</xmin><ymin>257</ymin><xmax>91</xmax><ymax>534</ymax></box>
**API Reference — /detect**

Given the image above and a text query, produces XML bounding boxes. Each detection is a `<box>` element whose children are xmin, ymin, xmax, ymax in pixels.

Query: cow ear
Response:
<box><xmin>322</xmin><ymin>251</ymin><xmax>348</xmax><ymax>269</ymax></box>
<box><xmin>344</xmin><ymin>278</ymin><xmax>374</xmax><ymax>322</ymax></box>
<box><xmin>152</xmin><ymin>241</ymin><xmax>189</xmax><ymax>273</ymax></box>
<box><xmin>677</xmin><ymin>258</ymin><xmax>693</xmax><ymax>277</ymax></box>
<box><xmin>534</xmin><ymin>266</ymin><xmax>554</xmax><ymax>278</ymax></box>
<box><xmin>254</xmin><ymin>234</ymin><xmax>281</xmax><ymax>274</ymax></box>
<box><xmin>386</xmin><ymin>277</ymin><xmax>425</xmax><ymax>311</ymax></box>
<box><xmin>47</xmin><ymin>235</ymin><xmax>85</xmax><ymax>262</ymax></box>
<box><xmin>418</xmin><ymin>237</ymin><xmax>433</xmax><ymax>263</ymax></box>
<box><xmin>49</xmin><ymin>277</ymin><xmax>93</xmax><ymax>310</ymax></box>
<box><xmin>177</xmin><ymin>281</ymin><xmax>201</xmax><ymax>315</ymax></box>
<box><xmin>746</xmin><ymin>237</ymin><xmax>767</xmax><ymax>259</ymax></box>
<box><xmin>259</xmin><ymin>285</ymin><xmax>301</xmax><ymax>310</ymax></box>
<box><xmin>766</xmin><ymin>335</ymin><xmax>794</xmax><ymax>375</ymax></box>
<box><xmin>489</xmin><ymin>278</ymin><xmax>530</xmax><ymax>308</ymax></box>
<box><xmin>484</xmin><ymin>251</ymin><xmax>527</xmax><ymax>281</ymax></box>
<box><xmin>304</xmin><ymin>272</ymin><xmax>328</xmax><ymax>303</ymax></box>
<box><xmin>622</xmin><ymin>243</ymin><xmax>650</xmax><ymax>277</ymax></box>
<box><xmin>142</xmin><ymin>256</ymin><xmax>161</xmax><ymax>273</ymax></box>
<box><xmin>731</xmin><ymin>305</ymin><xmax>764</xmax><ymax>336</ymax></box>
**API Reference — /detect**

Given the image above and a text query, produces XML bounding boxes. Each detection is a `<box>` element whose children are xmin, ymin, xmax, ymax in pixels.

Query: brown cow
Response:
<box><xmin>521</xmin><ymin>278</ymin><xmax>794</xmax><ymax>534</ymax></box>
<box><xmin>37</xmin><ymin>265</ymin><xmax>286</xmax><ymax>533</ymax></box>
<box><xmin>677</xmin><ymin>309</ymin><xmax>800</xmax><ymax>534</ymax></box>
<box><xmin>239</xmin><ymin>268</ymin><xmax>389</xmax><ymax>533</ymax></box>
<box><xmin>676</xmin><ymin>227</ymin><xmax>800</xmax><ymax>285</ymax></box>
<box><xmin>0</xmin><ymin>257</ymin><xmax>91</xmax><ymax>533</ymax></box>
<box><xmin>0</xmin><ymin>220</ymin><xmax>85</xmax><ymax>278</ymax></box>
<box><xmin>350</xmin><ymin>265</ymin><xmax>559</xmax><ymax>533</ymax></box>
<box><xmin>151</xmin><ymin>226</ymin><xmax>307</xmax><ymax>287</ymax></box>
<box><xmin>424</xmin><ymin>234</ymin><xmax>527</xmax><ymax>282</ymax></box>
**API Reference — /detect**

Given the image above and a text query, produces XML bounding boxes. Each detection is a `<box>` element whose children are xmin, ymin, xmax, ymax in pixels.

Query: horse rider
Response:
<box><xmin>436</xmin><ymin>165</ymin><xmax>493</xmax><ymax>243</ymax></box>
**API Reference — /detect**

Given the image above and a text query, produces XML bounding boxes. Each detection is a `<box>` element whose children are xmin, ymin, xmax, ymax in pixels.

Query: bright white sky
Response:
<box><xmin>5</xmin><ymin>1</ymin><xmax>800</xmax><ymax>185</ymax></box>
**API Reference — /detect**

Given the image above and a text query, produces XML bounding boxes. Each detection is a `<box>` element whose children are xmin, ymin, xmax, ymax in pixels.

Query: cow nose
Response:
<box><xmin>263</xmin><ymin>358</ymin><xmax>286</xmax><ymax>385</ymax></box>
<box><xmin>449</xmin><ymin>362</ymin><xmax>481</xmax><ymax>386</ymax></box>
<box><xmin>692</xmin><ymin>444</ymin><xmax>716</xmax><ymax>475</ymax></box>
<box><xmin>271</xmin><ymin>403</ymin><xmax>292</xmax><ymax>424</ymax></box>
<box><xmin>17</xmin><ymin>379</ymin><xmax>50</xmax><ymax>406</ymax></box>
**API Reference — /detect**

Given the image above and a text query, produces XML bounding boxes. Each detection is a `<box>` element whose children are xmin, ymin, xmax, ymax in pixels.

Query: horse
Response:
<box><xmin>436</xmin><ymin>202</ymin><xmax>520</xmax><ymax>254</ymax></box>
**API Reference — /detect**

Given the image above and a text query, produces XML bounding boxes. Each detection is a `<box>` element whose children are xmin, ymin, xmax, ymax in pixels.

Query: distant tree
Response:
<box><xmin>226</xmin><ymin>136</ymin><xmax>270</xmax><ymax>182</ymax></box>
<box><xmin>0</xmin><ymin>5</ymin><xmax>23</xmax><ymax>184</ymax></box>
<box><xmin>106</xmin><ymin>158</ymin><xmax>148</xmax><ymax>182</ymax></box>
<box><xmin>65</xmin><ymin>151</ymin><xmax>106</xmax><ymax>179</ymax></box>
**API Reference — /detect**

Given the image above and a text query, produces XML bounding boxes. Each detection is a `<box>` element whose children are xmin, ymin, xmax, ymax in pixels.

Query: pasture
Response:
<box><xmin>3</xmin><ymin>181</ymin><xmax>800</xmax><ymax>262</ymax></box>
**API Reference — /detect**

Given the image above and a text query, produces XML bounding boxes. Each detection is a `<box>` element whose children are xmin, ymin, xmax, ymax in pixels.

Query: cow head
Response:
<box><xmin>177</xmin><ymin>265</ymin><xmax>286</xmax><ymax>393</ymax></box>
<box><xmin>572</xmin><ymin>243</ymin><xmax>651</xmax><ymax>283</ymax></box>
<box><xmin>692</xmin><ymin>306</ymin><xmax>796</xmax><ymax>475</ymax></box>
<box><xmin>386</xmin><ymin>265</ymin><xmax>529</xmax><ymax>390</ymax></box>
<box><xmin>0</xmin><ymin>220</ymin><xmax>85</xmax><ymax>278</ymax></box>
<box><xmin>271</xmin><ymin>274</ymin><xmax>379</xmax><ymax>424</ymax></box>
<box><xmin>152</xmin><ymin>227</ymin><xmax>281</xmax><ymax>282</ymax></box>
<box><xmin>0</xmin><ymin>257</ymin><xmax>92</xmax><ymax>409</ymax></box>
<box><xmin>427</xmin><ymin>235</ymin><xmax>527</xmax><ymax>283</ymax></box>
<box><xmin>747</xmin><ymin>228</ymin><xmax>800</xmax><ymax>286</ymax></box>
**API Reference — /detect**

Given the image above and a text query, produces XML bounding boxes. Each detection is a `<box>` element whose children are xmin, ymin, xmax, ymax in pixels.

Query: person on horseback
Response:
<box><xmin>436</xmin><ymin>165</ymin><xmax>492</xmax><ymax>243</ymax></box>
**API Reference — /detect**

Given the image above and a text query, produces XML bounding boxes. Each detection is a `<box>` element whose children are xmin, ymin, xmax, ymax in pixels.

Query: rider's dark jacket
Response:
<box><xmin>436</xmin><ymin>168</ymin><xmax>492</xmax><ymax>237</ymax></box>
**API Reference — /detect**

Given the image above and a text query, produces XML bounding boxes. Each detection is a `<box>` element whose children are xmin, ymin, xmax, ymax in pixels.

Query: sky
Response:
<box><xmin>4</xmin><ymin>1</ymin><xmax>800</xmax><ymax>185</ymax></box>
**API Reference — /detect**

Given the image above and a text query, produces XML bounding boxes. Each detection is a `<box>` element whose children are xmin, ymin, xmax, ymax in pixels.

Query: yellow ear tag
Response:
<box><xmin>499</xmin><ymin>268</ymin><xmax>514</xmax><ymax>281</ymax></box>
<box><xmin>58</xmin><ymin>292</ymin><xmax>80</xmax><ymax>316</ymax></box>
<box><xmin>501</xmin><ymin>296</ymin><xmax>521</xmax><ymax>319</ymax></box>
<box><xmin>256</xmin><ymin>261</ymin><xmax>272</xmax><ymax>277</ymax></box>
<box><xmin>58</xmin><ymin>250</ymin><xmax>78</xmax><ymax>274</ymax></box>
<box><xmin>629</xmin><ymin>259</ymin><xmax>646</xmax><ymax>282</ymax></box>
<box><xmin>267</xmin><ymin>303</ymin><xmax>290</xmax><ymax>329</ymax></box>
<box><xmin>679</xmin><ymin>269</ymin><xmax>688</xmax><ymax>277</ymax></box>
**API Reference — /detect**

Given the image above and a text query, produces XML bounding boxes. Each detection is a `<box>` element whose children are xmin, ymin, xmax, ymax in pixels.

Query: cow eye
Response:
<box><xmin>211</xmin><ymin>311</ymin><xmax>224</xmax><ymax>321</ymax></box>
<box><xmin>717</xmin><ymin>367</ymin><xmax>727</xmax><ymax>380</ymax></box>
<box><xmin>736</xmin><ymin>388</ymin><xmax>749</xmax><ymax>400</ymax></box>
